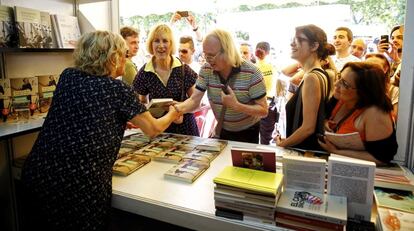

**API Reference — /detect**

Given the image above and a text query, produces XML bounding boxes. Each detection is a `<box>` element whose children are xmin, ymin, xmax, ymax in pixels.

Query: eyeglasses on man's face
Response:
<box><xmin>336</xmin><ymin>72</ymin><xmax>357</xmax><ymax>90</ymax></box>
<box><xmin>202</xmin><ymin>50</ymin><xmax>222</xmax><ymax>62</ymax></box>
<box><xmin>179</xmin><ymin>49</ymin><xmax>189</xmax><ymax>54</ymax></box>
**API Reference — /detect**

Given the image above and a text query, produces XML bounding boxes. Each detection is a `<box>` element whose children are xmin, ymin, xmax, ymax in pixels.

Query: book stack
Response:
<box><xmin>276</xmin><ymin>189</ymin><xmax>347</xmax><ymax>231</ymax></box>
<box><xmin>374</xmin><ymin>163</ymin><xmax>414</xmax><ymax>192</ymax></box>
<box><xmin>374</xmin><ymin>187</ymin><xmax>414</xmax><ymax>231</ymax></box>
<box><xmin>213</xmin><ymin>166</ymin><xmax>284</xmax><ymax>225</ymax></box>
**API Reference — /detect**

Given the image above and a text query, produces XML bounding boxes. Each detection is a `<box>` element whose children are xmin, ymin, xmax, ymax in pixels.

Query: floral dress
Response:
<box><xmin>21</xmin><ymin>68</ymin><xmax>146</xmax><ymax>230</ymax></box>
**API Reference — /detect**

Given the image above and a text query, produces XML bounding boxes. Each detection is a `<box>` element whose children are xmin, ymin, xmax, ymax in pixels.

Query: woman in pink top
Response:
<box><xmin>320</xmin><ymin>62</ymin><xmax>397</xmax><ymax>164</ymax></box>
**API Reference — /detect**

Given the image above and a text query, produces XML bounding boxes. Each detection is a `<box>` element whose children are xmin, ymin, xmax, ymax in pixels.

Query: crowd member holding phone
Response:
<box><xmin>175</xmin><ymin>29</ymin><xmax>268</xmax><ymax>143</ymax></box>
<box><xmin>170</xmin><ymin>11</ymin><xmax>203</xmax><ymax>42</ymax></box>
<box><xmin>275</xmin><ymin>24</ymin><xmax>332</xmax><ymax>151</ymax></box>
<box><xmin>377</xmin><ymin>25</ymin><xmax>404</xmax><ymax>66</ymax></box>
<box><xmin>133</xmin><ymin>24</ymin><xmax>199</xmax><ymax>136</ymax></box>
<box><xmin>20</xmin><ymin>31</ymin><xmax>181</xmax><ymax>230</ymax></box>
<box><xmin>319</xmin><ymin>62</ymin><xmax>397</xmax><ymax>164</ymax></box>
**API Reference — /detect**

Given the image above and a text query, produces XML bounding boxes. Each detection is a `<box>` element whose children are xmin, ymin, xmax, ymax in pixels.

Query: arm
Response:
<box><xmin>277</xmin><ymin>73</ymin><xmax>320</xmax><ymax>147</ymax></box>
<box><xmin>221</xmin><ymin>86</ymin><xmax>268</xmax><ymax>117</ymax></box>
<box><xmin>129</xmin><ymin>106</ymin><xmax>181</xmax><ymax>138</ymax></box>
<box><xmin>138</xmin><ymin>94</ymin><xmax>148</xmax><ymax>104</ymax></box>
<box><xmin>281</xmin><ymin>63</ymin><xmax>301</xmax><ymax>77</ymax></box>
<box><xmin>186</xmin><ymin>13</ymin><xmax>203</xmax><ymax>42</ymax></box>
<box><xmin>175</xmin><ymin>86</ymin><xmax>204</xmax><ymax>113</ymax></box>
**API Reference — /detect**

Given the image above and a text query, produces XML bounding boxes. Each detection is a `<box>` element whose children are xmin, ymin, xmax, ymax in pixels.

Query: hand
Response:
<box><xmin>318</xmin><ymin>138</ymin><xmax>338</xmax><ymax>153</ymax></box>
<box><xmin>185</xmin><ymin>13</ymin><xmax>197</xmax><ymax>29</ymax></box>
<box><xmin>220</xmin><ymin>86</ymin><xmax>238</xmax><ymax>108</ymax></box>
<box><xmin>274</xmin><ymin>133</ymin><xmax>285</xmax><ymax>147</ymax></box>
<box><xmin>377</xmin><ymin>41</ymin><xmax>390</xmax><ymax>53</ymax></box>
<box><xmin>170</xmin><ymin>12</ymin><xmax>182</xmax><ymax>24</ymax></box>
<box><xmin>126</xmin><ymin>121</ymin><xmax>138</xmax><ymax>129</ymax></box>
<box><xmin>388</xmin><ymin>43</ymin><xmax>401</xmax><ymax>63</ymax></box>
<box><xmin>324</xmin><ymin>120</ymin><xmax>335</xmax><ymax>132</ymax></box>
<box><xmin>173</xmin><ymin>115</ymin><xmax>184</xmax><ymax>124</ymax></box>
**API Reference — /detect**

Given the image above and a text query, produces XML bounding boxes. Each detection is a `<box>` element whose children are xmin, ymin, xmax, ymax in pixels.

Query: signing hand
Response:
<box><xmin>274</xmin><ymin>133</ymin><xmax>285</xmax><ymax>147</ymax></box>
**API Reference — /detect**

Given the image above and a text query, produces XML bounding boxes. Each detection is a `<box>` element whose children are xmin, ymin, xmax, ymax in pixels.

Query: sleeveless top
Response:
<box><xmin>285</xmin><ymin>68</ymin><xmax>330</xmax><ymax>151</ymax></box>
<box><xmin>330</xmin><ymin>101</ymin><xmax>366</xmax><ymax>141</ymax></box>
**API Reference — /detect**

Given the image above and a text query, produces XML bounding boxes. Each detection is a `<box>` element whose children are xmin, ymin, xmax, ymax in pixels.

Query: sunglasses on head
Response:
<box><xmin>179</xmin><ymin>49</ymin><xmax>189</xmax><ymax>54</ymax></box>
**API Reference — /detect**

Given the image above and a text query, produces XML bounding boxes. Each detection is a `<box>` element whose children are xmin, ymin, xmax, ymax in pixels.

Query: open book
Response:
<box><xmin>146</xmin><ymin>98</ymin><xmax>173</xmax><ymax>118</ymax></box>
<box><xmin>324</xmin><ymin>131</ymin><xmax>364</xmax><ymax>151</ymax></box>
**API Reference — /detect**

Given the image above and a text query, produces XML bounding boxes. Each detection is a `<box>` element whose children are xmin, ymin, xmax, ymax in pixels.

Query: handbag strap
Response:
<box><xmin>214</xmin><ymin>75</ymin><xmax>235</xmax><ymax>138</ymax></box>
<box><xmin>292</xmin><ymin>68</ymin><xmax>329</xmax><ymax>133</ymax></box>
<box><xmin>180</xmin><ymin>61</ymin><xmax>185</xmax><ymax>101</ymax></box>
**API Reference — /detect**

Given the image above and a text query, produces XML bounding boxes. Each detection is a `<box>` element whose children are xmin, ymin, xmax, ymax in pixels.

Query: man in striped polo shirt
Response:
<box><xmin>175</xmin><ymin>29</ymin><xmax>268</xmax><ymax>143</ymax></box>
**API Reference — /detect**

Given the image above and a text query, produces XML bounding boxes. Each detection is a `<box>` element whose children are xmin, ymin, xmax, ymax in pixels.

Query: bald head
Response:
<box><xmin>351</xmin><ymin>38</ymin><xmax>366</xmax><ymax>59</ymax></box>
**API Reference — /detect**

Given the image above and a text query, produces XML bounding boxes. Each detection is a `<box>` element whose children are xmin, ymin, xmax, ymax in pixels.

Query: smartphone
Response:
<box><xmin>177</xmin><ymin>11</ymin><xmax>189</xmax><ymax>17</ymax></box>
<box><xmin>380</xmin><ymin>34</ymin><xmax>389</xmax><ymax>44</ymax></box>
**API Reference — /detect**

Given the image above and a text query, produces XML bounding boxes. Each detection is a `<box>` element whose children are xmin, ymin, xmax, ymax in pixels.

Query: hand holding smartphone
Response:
<box><xmin>380</xmin><ymin>35</ymin><xmax>389</xmax><ymax>44</ymax></box>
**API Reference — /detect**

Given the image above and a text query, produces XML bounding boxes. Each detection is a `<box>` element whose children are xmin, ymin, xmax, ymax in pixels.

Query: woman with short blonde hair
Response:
<box><xmin>146</xmin><ymin>24</ymin><xmax>177</xmax><ymax>55</ymax></box>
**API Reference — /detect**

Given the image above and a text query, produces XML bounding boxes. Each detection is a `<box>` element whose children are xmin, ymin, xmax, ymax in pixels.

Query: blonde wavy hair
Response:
<box><xmin>146</xmin><ymin>24</ymin><xmax>176</xmax><ymax>56</ymax></box>
<box><xmin>204</xmin><ymin>29</ymin><xmax>242</xmax><ymax>67</ymax></box>
<box><xmin>73</xmin><ymin>31</ymin><xmax>127</xmax><ymax>76</ymax></box>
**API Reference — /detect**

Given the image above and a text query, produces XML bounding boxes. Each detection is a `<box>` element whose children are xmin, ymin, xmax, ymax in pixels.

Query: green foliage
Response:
<box><xmin>235</xmin><ymin>30</ymin><xmax>249</xmax><ymax>41</ymax></box>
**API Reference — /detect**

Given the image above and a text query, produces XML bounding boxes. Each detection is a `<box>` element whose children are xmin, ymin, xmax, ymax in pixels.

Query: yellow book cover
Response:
<box><xmin>213</xmin><ymin>166</ymin><xmax>283</xmax><ymax>195</ymax></box>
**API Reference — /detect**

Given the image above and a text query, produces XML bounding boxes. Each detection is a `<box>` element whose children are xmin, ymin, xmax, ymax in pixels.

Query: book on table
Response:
<box><xmin>376</xmin><ymin>207</ymin><xmax>414</xmax><ymax>231</ymax></box>
<box><xmin>231</xmin><ymin>146</ymin><xmax>276</xmax><ymax>173</ymax></box>
<box><xmin>282</xmin><ymin>155</ymin><xmax>326</xmax><ymax>194</ymax></box>
<box><xmin>146</xmin><ymin>98</ymin><xmax>173</xmax><ymax>118</ymax></box>
<box><xmin>324</xmin><ymin>131</ymin><xmax>364</xmax><ymax>151</ymax></box>
<box><xmin>164</xmin><ymin>159</ymin><xmax>209</xmax><ymax>183</ymax></box>
<box><xmin>327</xmin><ymin>155</ymin><xmax>375</xmax><ymax>222</ymax></box>
<box><xmin>374</xmin><ymin>186</ymin><xmax>414</xmax><ymax>214</ymax></box>
<box><xmin>196</xmin><ymin>139</ymin><xmax>228</xmax><ymax>152</ymax></box>
<box><xmin>112</xmin><ymin>154</ymin><xmax>151</xmax><ymax>176</ymax></box>
<box><xmin>213</xmin><ymin>166</ymin><xmax>283</xmax><ymax>196</ymax></box>
<box><xmin>276</xmin><ymin>188</ymin><xmax>347</xmax><ymax>225</ymax></box>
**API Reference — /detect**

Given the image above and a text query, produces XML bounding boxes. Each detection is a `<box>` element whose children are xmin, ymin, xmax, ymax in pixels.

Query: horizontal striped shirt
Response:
<box><xmin>196</xmin><ymin>60</ymin><xmax>266</xmax><ymax>132</ymax></box>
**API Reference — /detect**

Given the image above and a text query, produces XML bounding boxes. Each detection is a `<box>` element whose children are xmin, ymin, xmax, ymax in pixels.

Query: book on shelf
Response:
<box><xmin>213</xmin><ymin>166</ymin><xmax>283</xmax><ymax>196</ymax></box>
<box><xmin>376</xmin><ymin>207</ymin><xmax>414</xmax><ymax>231</ymax></box>
<box><xmin>231</xmin><ymin>146</ymin><xmax>276</xmax><ymax>173</ymax></box>
<box><xmin>51</xmin><ymin>14</ymin><xmax>81</xmax><ymax>48</ymax></box>
<box><xmin>324</xmin><ymin>131</ymin><xmax>365</xmax><ymax>151</ymax></box>
<box><xmin>112</xmin><ymin>154</ymin><xmax>151</xmax><ymax>176</ymax></box>
<box><xmin>0</xmin><ymin>5</ymin><xmax>18</xmax><ymax>48</ymax></box>
<box><xmin>196</xmin><ymin>139</ymin><xmax>227</xmax><ymax>152</ymax></box>
<box><xmin>146</xmin><ymin>98</ymin><xmax>173</xmax><ymax>118</ymax></box>
<box><xmin>276</xmin><ymin>189</ymin><xmax>347</xmax><ymax>225</ymax></box>
<box><xmin>0</xmin><ymin>78</ymin><xmax>11</xmax><ymax>112</ymax></box>
<box><xmin>10</xmin><ymin>77</ymin><xmax>38</xmax><ymax>97</ymax></box>
<box><xmin>282</xmin><ymin>155</ymin><xmax>326</xmax><ymax>194</ymax></box>
<box><xmin>275</xmin><ymin>211</ymin><xmax>345</xmax><ymax>231</ymax></box>
<box><xmin>164</xmin><ymin>159</ymin><xmax>209</xmax><ymax>183</ymax></box>
<box><xmin>39</xmin><ymin>12</ymin><xmax>54</xmax><ymax>48</ymax></box>
<box><xmin>374</xmin><ymin>187</ymin><xmax>414</xmax><ymax>214</ymax></box>
<box><xmin>14</xmin><ymin>6</ymin><xmax>43</xmax><ymax>48</ymax></box>
<box><xmin>327</xmin><ymin>155</ymin><xmax>375</xmax><ymax>221</ymax></box>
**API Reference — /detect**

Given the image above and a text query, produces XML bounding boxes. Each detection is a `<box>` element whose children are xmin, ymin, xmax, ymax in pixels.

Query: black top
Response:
<box><xmin>285</xmin><ymin>68</ymin><xmax>330</xmax><ymax>151</ymax></box>
<box><xmin>21</xmin><ymin>68</ymin><xmax>146</xmax><ymax>230</ymax></box>
<box><xmin>133</xmin><ymin>62</ymin><xmax>199</xmax><ymax>136</ymax></box>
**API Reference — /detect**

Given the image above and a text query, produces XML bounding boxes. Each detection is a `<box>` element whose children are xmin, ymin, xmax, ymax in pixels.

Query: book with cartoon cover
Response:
<box><xmin>113</xmin><ymin>154</ymin><xmax>151</xmax><ymax>176</ymax></box>
<box><xmin>164</xmin><ymin>159</ymin><xmax>209</xmax><ymax>183</ymax></box>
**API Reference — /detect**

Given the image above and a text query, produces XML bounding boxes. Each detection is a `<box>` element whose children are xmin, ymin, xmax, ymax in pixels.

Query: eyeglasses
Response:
<box><xmin>291</xmin><ymin>36</ymin><xmax>309</xmax><ymax>45</ymax></box>
<box><xmin>336</xmin><ymin>72</ymin><xmax>357</xmax><ymax>90</ymax></box>
<box><xmin>202</xmin><ymin>50</ymin><xmax>222</xmax><ymax>62</ymax></box>
<box><xmin>179</xmin><ymin>49</ymin><xmax>189</xmax><ymax>54</ymax></box>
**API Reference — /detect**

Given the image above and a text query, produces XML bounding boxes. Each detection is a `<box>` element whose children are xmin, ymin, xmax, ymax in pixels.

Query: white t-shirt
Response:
<box><xmin>189</xmin><ymin>61</ymin><xmax>201</xmax><ymax>74</ymax></box>
<box><xmin>332</xmin><ymin>54</ymin><xmax>360</xmax><ymax>71</ymax></box>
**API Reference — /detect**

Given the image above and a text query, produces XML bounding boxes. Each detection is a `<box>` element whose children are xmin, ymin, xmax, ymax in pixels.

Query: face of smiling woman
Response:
<box><xmin>152</xmin><ymin>33</ymin><xmax>172</xmax><ymax>60</ymax></box>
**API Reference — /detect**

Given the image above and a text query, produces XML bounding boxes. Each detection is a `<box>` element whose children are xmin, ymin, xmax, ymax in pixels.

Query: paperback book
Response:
<box><xmin>231</xmin><ymin>146</ymin><xmax>276</xmax><ymax>172</ymax></box>
<box><xmin>113</xmin><ymin>154</ymin><xmax>151</xmax><ymax>176</ymax></box>
<box><xmin>164</xmin><ymin>159</ymin><xmax>209</xmax><ymax>183</ymax></box>
<box><xmin>146</xmin><ymin>98</ymin><xmax>173</xmax><ymax>118</ymax></box>
<box><xmin>324</xmin><ymin>131</ymin><xmax>364</xmax><ymax>151</ymax></box>
<box><xmin>213</xmin><ymin>166</ymin><xmax>283</xmax><ymax>196</ymax></box>
<box><xmin>14</xmin><ymin>6</ymin><xmax>42</xmax><ymax>48</ymax></box>
<box><xmin>276</xmin><ymin>189</ymin><xmax>347</xmax><ymax>225</ymax></box>
<box><xmin>196</xmin><ymin>139</ymin><xmax>227</xmax><ymax>152</ymax></box>
<box><xmin>377</xmin><ymin>207</ymin><xmax>414</xmax><ymax>231</ymax></box>
<box><xmin>374</xmin><ymin>187</ymin><xmax>414</xmax><ymax>213</ymax></box>
<box><xmin>51</xmin><ymin>14</ymin><xmax>81</xmax><ymax>48</ymax></box>
<box><xmin>0</xmin><ymin>5</ymin><xmax>18</xmax><ymax>47</ymax></box>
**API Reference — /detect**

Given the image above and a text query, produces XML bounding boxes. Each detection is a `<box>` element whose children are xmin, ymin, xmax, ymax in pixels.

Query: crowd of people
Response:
<box><xmin>19</xmin><ymin>11</ymin><xmax>403</xmax><ymax>230</ymax></box>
